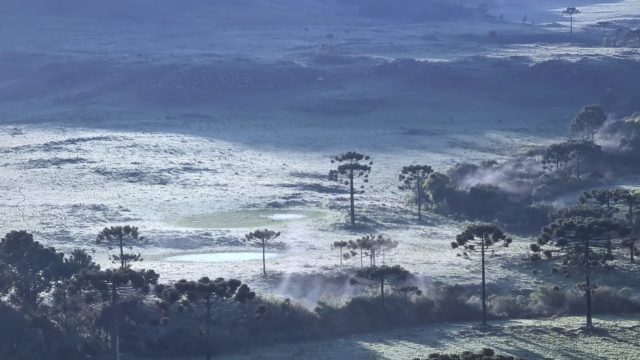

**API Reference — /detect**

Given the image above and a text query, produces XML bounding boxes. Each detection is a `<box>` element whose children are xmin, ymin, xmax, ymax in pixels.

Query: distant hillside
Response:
<box><xmin>0</xmin><ymin>0</ymin><xmax>494</xmax><ymax>23</ymax></box>
<box><xmin>0</xmin><ymin>0</ymin><xmax>357</xmax><ymax>24</ymax></box>
<box><xmin>337</xmin><ymin>0</ymin><xmax>494</xmax><ymax>21</ymax></box>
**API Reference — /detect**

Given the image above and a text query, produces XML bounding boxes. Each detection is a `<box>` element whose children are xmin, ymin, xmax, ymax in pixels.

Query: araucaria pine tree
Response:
<box><xmin>562</xmin><ymin>7</ymin><xmax>581</xmax><ymax>37</ymax></box>
<box><xmin>539</xmin><ymin>217</ymin><xmax>627</xmax><ymax>330</ymax></box>
<box><xmin>329</xmin><ymin>152</ymin><xmax>373</xmax><ymax>226</ymax></box>
<box><xmin>354</xmin><ymin>265</ymin><xmax>410</xmax><ymax>310</ymax></box>
<box><xmin>332</xmin><ymin>241</ymin><xmax>349</xmax><ymax>266</ymax></box>
<box><xmin>95</xmin><ymin>225</ymin><xmax>146</xmax><ymax>360</ymax></box>
<box><xmin>245</xmin><ymin>229</ymin><xmax>281</xmax><ymax>277</ymax></box>
<box><xmin>451</xmin><ymin>224</ymin><xmax>512</xmax><ymax>326</ymax></box>
<box><xmin>97</xmin><ymin>225</ymin><xmax>144</xmax><ymax>268</ymax></box>
<box><xmin>174</xmin><ymin>277</ymin><xmax>255</xmax><ymax>360</ymax></box>
<box><xmin>399</xmin><ymin>165</ymin><xmax>433</xmax><ymax>220</ymax></box>
<box><xmin>77</xmin><ymin>267</ymin><xmax>159</xmax><ymax>360</ymax></box>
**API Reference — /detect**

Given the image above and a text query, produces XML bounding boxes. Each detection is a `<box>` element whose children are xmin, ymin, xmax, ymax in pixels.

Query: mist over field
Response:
<box><xmin>1</xmin><ymin>1</ymin><xmax>640</xmax><ymax>359</ymax></box>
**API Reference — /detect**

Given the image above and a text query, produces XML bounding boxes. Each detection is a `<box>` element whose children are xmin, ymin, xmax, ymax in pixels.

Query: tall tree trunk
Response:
<box><xmin>119</xmin><ymin>236</ymin><xmax>125</xmax><ymax>268</ymax></box>
<box><xmin>360</xmin><ymin>248</ymin><xmax>363</xmax><ymax>268</ymax></box>
<box><xmin>112</xmin><ymin>282</ymin><xmax>119</xmax><ymax>360</ymax></box>
<box><xmin>206</xmin><ymin>295</ymin><xmax>211</xmax><ymax>360</ymax></box>
<box><xmin>570</xmin><ymin>15</ymin><xmax>573</xmax><ymax>37</ymax></box>
<box><xmin>349</xmin><ymin>170</ymin><xmax>355</xmax><ymax>226</ymax></box>
<box><xmin>585</xmin><ymin>237</ymin><xmax>593</xmax><ymax>329</ymax></box>
<box><xmin>262</xmin><ymin>240</ymin><xmax>266</xmax><ymax>277</ymax></box>
<box><xmin>416</xmin><ymin>176</ymin><xmax>422</xmax><ymax>221</ymax></box>
<box><xmin>29</xmin><ymin>273</ymin><xmax>37</xmax><ymax>311</ymax></box>
<box><xmin>62</xmin><ymin>286</ymin><xmax>68</xmax><ymax>331</ymax></box>
<box><xmin>380</xmin><ymin>278</ymin><xmax>385</xmax><ymax>311</ymax></box>
<box><xmin>339</xmin><ymin>247</ymin><xmax>343</xmax><ymax>266</ymax></box>
<box><xmin>481</xmin><ymin>235</ymin><xmax>487</xmax><ymax>327</ymax></box>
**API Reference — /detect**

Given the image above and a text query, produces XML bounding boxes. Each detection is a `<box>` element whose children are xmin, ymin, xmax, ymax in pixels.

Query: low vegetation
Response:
<box><xmin>414</xmin><ymin>348</ymin><xmax>522</xmax><ymax>360</ymax></box>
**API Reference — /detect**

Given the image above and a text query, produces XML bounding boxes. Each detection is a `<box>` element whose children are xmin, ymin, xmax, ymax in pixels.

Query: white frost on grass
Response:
<box><xmin>551</xmin><ymin>0</ymin><xmax>640</xmax><ymax>29</ymax></box>
<box><xmin>214</xmin><ymin>314</ymin><xmax>640</xmax><ymax>360</ymax></box>
<box><xmin>0</xmin><ymin>122</ymin><xmax>542</xmax><ymax>291</ymax></box>
<box><xmin>165</xmin><ymin>251</ymin><xmax>279</xmax><ymax>263</ymax></box>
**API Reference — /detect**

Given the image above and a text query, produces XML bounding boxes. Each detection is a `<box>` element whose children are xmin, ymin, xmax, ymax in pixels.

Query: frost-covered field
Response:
<box><xmin>1</xmin><ymin>1</ymin><xmax>640</xmax><ymax>358</ymax></box>
<box><xmin>0</xmin><ymin>118</ymin><xmax>549</xmax><ymax>295</ymax></box>
<box><xmin>195</xmin><ymin>314</ymin><xmax>640</xmax><ymax>360</ymax></box>
<box><xmin>0</xmin><ymin>0</ymin><xmax>639</xmax><ymax>302</ymax></box>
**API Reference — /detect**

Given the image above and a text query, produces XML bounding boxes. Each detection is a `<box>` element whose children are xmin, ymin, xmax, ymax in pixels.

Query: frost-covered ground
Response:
<box><xmin>1</xmin><ymin>2</ymin><xmax>640</xmax><ymax>358</ymax></box>
<box><xmin>0</xmin><ymin>119</ymin><xmax>551</xmax><ymax>296</ymax></box>
<box><xmin>186</xmin><ymin>314</ymin><xmax>640</xmax><ymax>360</ymax></box>
<box><xmin>0</xmin><ymin>0</ymin><xmax>639</xmax><ymax>299</ymax></box>
<box><xmin>554</xmin><ymin>0</ymin><xmax>640</xmax><ymax>28</ymax></box>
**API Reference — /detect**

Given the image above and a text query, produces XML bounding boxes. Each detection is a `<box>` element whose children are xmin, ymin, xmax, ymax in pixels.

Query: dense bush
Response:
<box><xmin>423</xmin><ymin>170</ymin><xmax>551</xmax><ymax>233</ymax></box>
<box><xmin>488</xmin><ymin>286</ymin><xmax>640</xmax><ymax>319</ymax></box>
<box><xmin>0</xmin><ymin>303</ymin><xmax>87</xmax><ymax>360</ymax></box>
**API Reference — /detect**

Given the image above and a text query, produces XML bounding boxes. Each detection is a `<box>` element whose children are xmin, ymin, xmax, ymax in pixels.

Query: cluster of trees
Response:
<box><xmin>157</xmin><ymin>277</ymin><xmax>255</xmax><ymax>360</ymax></box>
<box><xmin>332</xmin><ymin>234</ymin><xmax>399</xmax><ymax>267</ymax></box>
<box><xmin>450</xmin><ymin>195</ymin><xmax>637</xmax><ymax>331</ymax></box>
<box><xmin>0</xmin><ymin>227</ymin><xmax>254</xmax><ymax>360</ymax></box>
<box><xmin>334</xmin><ymin>220</ymin><xmax>627</xmax><ymax>331</ymax></box>
<box><xmin>327</xmin><ymin>105</ymin><xmax>640</xmax><ymax>234</ymax></box>
<box><xmin>1</xmin><ymin>198</ymin><xmax>638</xmax><ymax>359</ymax></box>
<box><xmin>329</xmin><ymin>152</ymin><xmax>436</xmax><ymax>225</ymax></box>
<box><xmin>324</xmin><ymin>106</ymin><xmax>639</xmax><ymax>332</ymax></box>
<box><xmin>0</xmin><ymin>222</ymin><xmax>524</xmax><ymax>359</ymax></box>
<box><xmin>534</xmin><ymin>188</ymin><xmax>639</xmax><ymax>263</ymax></box>
<box><xmin>386</xmin><ymin>105</ymin><xmax>640</xmax><ymax>233</ymax></box>
<box><xmin>529</xmin><ymin>188</ymin><xmax>639</xmax><ymax>329</ymax></box>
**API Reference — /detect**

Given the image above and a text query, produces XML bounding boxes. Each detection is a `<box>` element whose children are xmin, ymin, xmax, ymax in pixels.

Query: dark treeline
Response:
<box><xmin>412</xmin><ymin>107</ymin><xmax>640</xmax><ymax>234</ymax></box>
